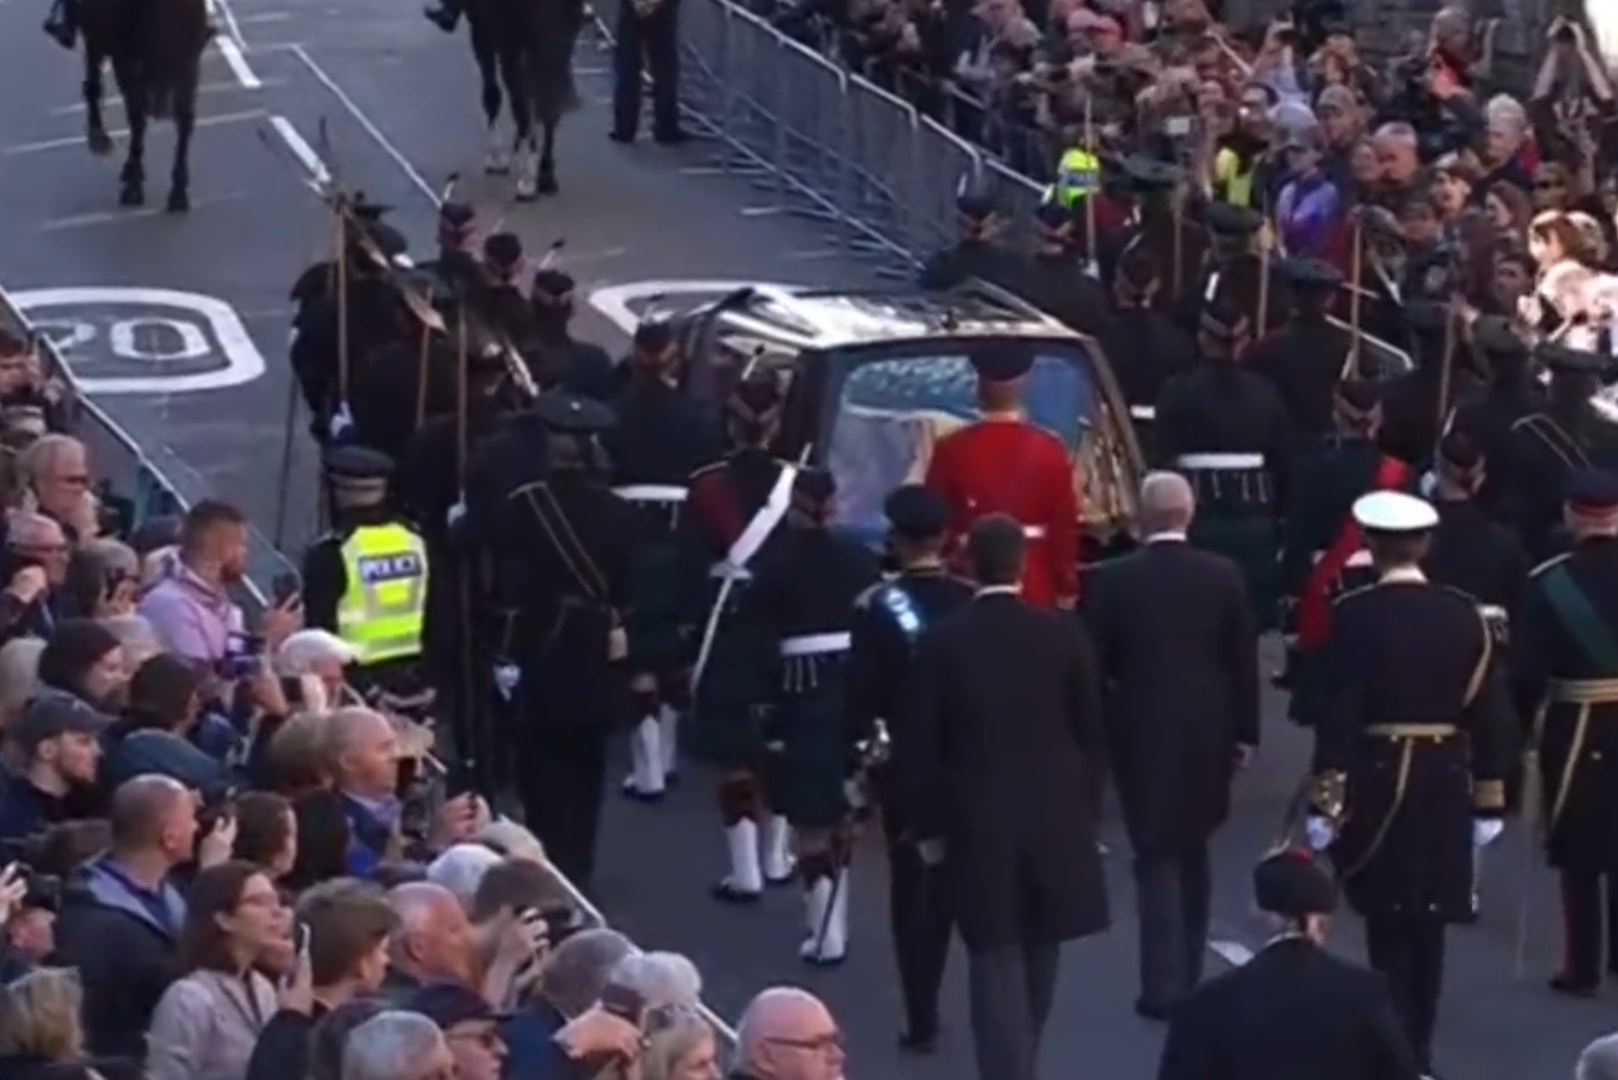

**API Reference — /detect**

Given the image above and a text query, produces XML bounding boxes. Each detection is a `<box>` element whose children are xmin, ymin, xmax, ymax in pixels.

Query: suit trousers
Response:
<box><xmin>1364</xmin><ymin>915</ymin><xmax>1447</xmax><ymax>1071</ymax></box>
<box><xmin>885</xmin><ymin>826</ymin><xmax>954</xmax><ymax>1035</ymax></box>
<box><xmin>1132</xmin><ymin>846</ymin><xmax>1211</xmax><ymax>1007</ymax></box>
<box><xmin>967</xmin><ymin>939</ymin><xmax>1060</xmax><ymax>1080</ymax></box>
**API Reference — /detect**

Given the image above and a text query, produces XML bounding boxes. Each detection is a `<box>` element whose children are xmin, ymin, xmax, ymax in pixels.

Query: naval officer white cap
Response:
<box><xmin>1352</xmin><ymin>491</ymin><xmax>1439</xmax><ymax>534</ymax></box>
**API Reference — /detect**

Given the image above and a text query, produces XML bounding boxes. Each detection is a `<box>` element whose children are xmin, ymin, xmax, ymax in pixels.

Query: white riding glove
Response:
<box><xmin>1305</xmin><ymin>815</ymin><xmax>1336</xmax><ymax>852</ymax></box>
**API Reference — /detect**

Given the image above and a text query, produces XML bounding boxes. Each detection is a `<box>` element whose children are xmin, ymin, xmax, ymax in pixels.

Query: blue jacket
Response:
<box><xmin>0</xmin><ymin>774</ymin><xmax>71</xmax><ymax>846</ymax></box>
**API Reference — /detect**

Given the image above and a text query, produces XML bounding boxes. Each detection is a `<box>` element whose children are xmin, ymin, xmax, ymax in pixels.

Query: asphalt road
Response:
<box><xmin>0</xmin><ymin>3</ymin><xmax>1609</xmax><ymax>1077</ymax></box>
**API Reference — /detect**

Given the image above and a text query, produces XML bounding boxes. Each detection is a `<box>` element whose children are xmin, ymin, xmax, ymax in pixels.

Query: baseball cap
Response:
<box><xmin>409</xmin><ymin>983</ymin><xmax>510</xmax><ymax>1029</ymax></box>
<box><xmin>11</xmin><ymin>691</ymin><xmax>110</xmax><ymax>754</ymax></box>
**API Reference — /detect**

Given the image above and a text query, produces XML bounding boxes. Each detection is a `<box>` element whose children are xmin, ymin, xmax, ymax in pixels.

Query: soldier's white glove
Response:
<box><xmin>1305</xmin><ymin>816</ymin><xmax>1335</xmax><ymax>852</ymax></box>
<box><xmin>447</xmin><ymin>498</ymin><xmax>467</xmax><ymax>528</ymax></box>
<box><xmin>1473</xmin><ymin>819</ymin><xmax>1505</xmax><ymax>847</ymax></box>
<box><xmin>1419</xmin><ymin>470</ymin><xmax>1437</xmax><ymax>498</ymax></box>
<box><xmin>329</xmin><ymin>401</ymin><xmax>355</xmax><ymax>438</ymax></box>
<box><xmin>493</xmin><ymin>660</ymin><xmax>520</xmax><ymax>700</ymax></box>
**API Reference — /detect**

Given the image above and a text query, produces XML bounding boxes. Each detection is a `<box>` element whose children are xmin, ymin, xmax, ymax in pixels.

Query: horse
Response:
<box><xmin>78</xmin><ymin>0</ymin><xmax>210</xmax><ymax>211</ymax></box>
<box><xmin>462</xmin><ymin>0</ymin><xmax>583</xmax><ymax>200</ymax></box>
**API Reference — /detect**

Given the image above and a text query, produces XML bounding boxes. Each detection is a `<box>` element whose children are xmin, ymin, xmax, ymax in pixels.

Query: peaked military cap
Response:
<box><xmin>1437</xmin><ymin>430</ymin><xmax>1483</xmax><ymax>473</ymax></box>
<box><xmin>1353</xmin><ymin>490</ymin><xmax>1439</xmax><ymax>534</ymax></box>
<box><xmin>1537</xmin><ymin>342</ymin><xmax>1606</xmax><ymax>377</ymax></box>
<box><xmin>535</xmin><ymin>391</ymin><xmax>615</xmax><ymax>435</ymax></box>
<box><xmin>532</xmin><ymin>269</ymin><xmax>576</xmax><ymax>299</ymax></box>
<box><xmin>324</xmin><ymin>444</ymin><xmax>394</xmax><ymax>504</ymax></box>
<box><xmin>1254</xmin><ymin>848</ymin><xmax>1337</xmax><ymax>918</ymax></box>
<box><xmin>1203</xmin><ymin>201</ymin><xmax>1264</xmax><ymax>237</ymax></box>
<box><xmin>1119</xmin><ymin>155</ymin><xmax>1182</xmax><ymax>191</ymax></box>
<box><xmin>1471</xmin><ymin>315</ymin><xmax>1528</xmax><ymax>358</ymax></box>
<box><xmin>483</xmin><ymin>232</ymin><xmax>523</xmax><ymax>270</ymax></box>
<box><xmin>1277</xmin><ymin>257</ymin><xmax>1342</xmax><ymax>291</ymax></box>
<box><xmin>1566</xmin><ymin>468</ymin><xmax>1618</xmax><ymax>516</ymax></box>
<box><xmin>884</xmin><ymin>484</ymin><xmax>949</xmax><ymax>539</ymax></box>
<box><xmin>969</xmin><ymin>341</ymin><xmax>1035</xmax><ymax>382</ymax></box>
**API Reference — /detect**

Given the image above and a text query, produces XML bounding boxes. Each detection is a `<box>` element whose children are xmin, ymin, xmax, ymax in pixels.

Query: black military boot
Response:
<box><xmin>423</xmin><ymin>2</ymin><xmax>459</xmax><ymax>32</ymax></box>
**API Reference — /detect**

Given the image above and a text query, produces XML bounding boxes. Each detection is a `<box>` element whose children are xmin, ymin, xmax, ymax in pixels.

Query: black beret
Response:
<box><xmin>1567</xmin><ymin>468</ymin><xmax>1618</xmax><ymax>515</ymax></box>
<box><xmin>483</xmin><ymin>232</ymin><xmax>523</xmax><ymax>269</ymax></box>
<box><xmin>531</xmin><ymin>269</ymin><xmax>576</xmax><ymax>297</ymax></box>
<box><xmin>884</xmin><ymin>484</ymin><xmax>950</xmax><ymax>539</ymax></box>
<box><xmin>969</xmin><ymin>342</ymin><xmax>1035</xmax><ymax>382</ymax></box>
<box><xmin>1254</xmin><ymin>848</ymin><xmax>1338</xmax><ymax>918</ymax></box>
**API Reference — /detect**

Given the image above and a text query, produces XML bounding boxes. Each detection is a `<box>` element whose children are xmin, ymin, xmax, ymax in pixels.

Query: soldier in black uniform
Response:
<box><xmin>1377</xmin><ymin>301</ymin><xmax>1480</xmax><ymax>468</ymax></box>
<box><xmin>606</xmin><ymin>321</ymin><xmax>722</xmax><ymax>801</ymax></box>
<box><xmin>1301</xmin><ymin>491</ymin><xmax>1513</xmax><ymax>1074</ymax></box>
<box><xmin>1422</xmin><ymin>431</ymin><xmax>1529</xmax><ymax>648</ymax></box>
<box><xmin>1448</xmin><ymin>317</ymin><xmax>1543</xmax><ymax>525</ymax></box>
<box><xmin>300</xmin><ymin>445</ymin><xmax>431</xmax><ymax>701</ymax></box>
<box><xmin>480</xmin><ymin>232</ymin><xmax>537</xmax><ymax>346</ymax></box>
<box><xmin>1098</xmin><ymin>242</ymin><xmax>1196</xmax><ymax>448</ymax></box>
<box><xmin>610</xmin><ymin>0</ymin><xmax>684</xmax><ymax>145</ymax></box>
<box><xmin>746</xmin><ymin>469</ymin><xmax>880</xmax><ymax>965</ymax></box>
<box><xmin>1011</xmin><ymin>202</ymin><xmax>1113</xmax><ymax>338</ymax></box>
<box><xmin>489</xmin><ymin>392</ymin><xmax>647</xmax><ymax>893</ymax></box>
<box><xmin>1181</xmin><ymin>202</ymin><xmax>1287</xmax><ymax>337</ymax></box>
<box><xmin>1152</xmin><ymin>301</ymin><xmax>1291</xmax><ymax>626</ymax></box>
<box><xmin>1157</xmin><ymin>848</ymin><xmax>1422</xmax><ymax>1080</ymax></box>
<box><xmin>680</xmin><ymin>373</ymin><xmax>800</xmax><ymax>901</ymax></box>
<box><xmin>1114</xmin><ymin>157</ymin><xmax>1204</xmax><ymax>314</ymax></box>
<box><xmin>1508</xmin><ymin>344</ymin><xmax>1618</xmax><ymax>561</ymax></box>
<box><xmin>1247</xmin><ymin>258</ymin><xmax>1354</xmax><ymax>444</ymax></box>
<box><xmin>1510</xmin><ymin>469</ymin><xmax>1618</xmax><ymax>996</ymax></box>
<box><xmin>917</xmin><ymin>183</ymin><xmax>1018</xmax><ymax>291</ymax></box>
<box><xmin>845</xmin><ymin>485</ymin><xmax>973</xmax><ymax>1049</ymax></box>
<box><xmin>528</xmin><ymin>269</ymin><xmax>617</xmax><ymax>401</ymax></box>
<box><xmin>419</xmin><ymin>203</ymin><xmax>484</xmax><ymax>297</ymax></box>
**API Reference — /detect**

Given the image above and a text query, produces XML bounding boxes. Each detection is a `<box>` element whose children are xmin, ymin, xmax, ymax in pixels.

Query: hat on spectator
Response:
<box><xmin>534</xmin><ymin>391</ymin><xmax>616</xmax><ymax>435</ymax></box>
<box><xmin>884</xmin><ymin>484</ymin><xmax>950</xmax><ymax>540</ymax></box>
<box><xmin>1119</xmin><ymin>156</ymin><xmax>1181</xmax><ymax>193</ymax></box>
<box><xmin>323</xmin><ymin>444</ymin><xmax>394</xmax><ymax>509</ymax></box>
<box><xmin>410</xmin><ymin>983</ymin><xmax>510</xmax><ymax>1029</ymax></box>
<box><xmin>11</xmin><ymin>690</ymin><xmax>111</xmax><ymax>754</ymax></box>
<box><xmin>1315</xmin><ymin>85</ymin><xmax>1357</xmax><ymax>114</ymax></box>
<box><xmin>969</xmin><ymin>341</ymin><xmax>1035</xmax><ymax>383</ymax></box>
<box><xmin>102</xmin><ymin>728</ymin><xmax>232</xmax><ymax>799</ymax></box>
<box><xmin>1472</xmin><ymin>315</ymin><xmax>1529</xmax><ymax>359</ymax></box>
<box><xmin>1565</xmin><ymin>468</ymin><xmax>1618</xmax><ymax>523</ymax></box>
<box><xmin>1203</xmin><ymin>202</ymin><xmax>1263</xmax><ymax>238</ymax></box>
<box><xmin>1254</xmin><ymin>848</ymin><xmax>1337</xmax><ymax>918</ymax></box>
<box><xmin>1277</xmin><ymin>258</ymin><xmax>1343</xmax><ymax>292</ymax></box>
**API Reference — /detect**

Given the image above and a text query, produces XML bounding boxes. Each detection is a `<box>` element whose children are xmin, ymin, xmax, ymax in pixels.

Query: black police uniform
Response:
<box><xmin>1508</xmin><ymin>344</ymin><xmax>1618</xmax><ymax>561</ymax></box>
<box><xmin>300</xmin><ymin>445</ymin><xmax>429</xmax><ymax>698</ymax></box>
<box><xmin>489</xmin><ymin>392</ymin><xmax>649</xmax><ymax>893</ymax></box>
<box><xmin>1157</xmin><ymin>851</ymin><xmax>1422</xmax><ymax>1080</ymax></box>
<box><xmin>611</xmin><ymin>0</ymin><xmax>683</xmax><ymax>144</ymax></box>
<box><xmin>844</xmin><ymin>485</ymin><xmax>973</xmax><ymax>1047</ymax></box>
<box><xmin>1304</xmin><ymin>496</ymin><xmax>1513</xmax><ymax>1072</ymax></box>
<box><xmin>745</xmin><ymin>469</ymin><xmax>880</xmax><ymax>965</ymax></box>
<box><xmin>1246</xmin><ymin>257</ymin><xmax>1354</xmax><ymax>444</ymax></box>
<box><xmin>1510</xmin><ymin>469</ymin><xmax>1618</xmax><ymax>994</ymax></box>
<box><xmin>1152</xmin><ymin>301</ymin><xmax>1291</xmax><ymax>625</ymax></box>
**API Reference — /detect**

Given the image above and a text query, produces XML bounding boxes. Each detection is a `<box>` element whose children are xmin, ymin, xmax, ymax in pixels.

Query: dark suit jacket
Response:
<box><xmin>1155</xmin><ymin>938</ymin><xmax>1421</xmax><ymax>1080</ymax></box>
<box><xmin>1085</xmin><ymin>539</ymin><xmax>1259</xmax><ymax>856</ymax></box>
<box><xmin>899</xmin><ymin>591</ymin><xmax>1109</xmax><ymax>952</ymax></box>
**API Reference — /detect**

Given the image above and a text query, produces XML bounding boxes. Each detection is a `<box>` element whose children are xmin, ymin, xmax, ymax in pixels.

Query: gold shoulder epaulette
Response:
<box><xmin>1529</xmin><ymin>552</ymin><xmax>1572</xmax><ymax>579</ymax></box>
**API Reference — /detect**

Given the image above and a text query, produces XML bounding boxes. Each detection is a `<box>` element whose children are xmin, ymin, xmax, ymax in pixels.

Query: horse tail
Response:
<box><xmin>142</xmin><ymin>0</ymin><xmax>208</xmax><ymax>119</ymax></box>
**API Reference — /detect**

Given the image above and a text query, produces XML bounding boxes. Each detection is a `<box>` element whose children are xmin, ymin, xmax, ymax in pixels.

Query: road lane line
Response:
<box><xmin>288</xmin><ymin>44</ymin><xmax>440</xmax><ymax>205</ymax></box>
<box><xmin>215</xmin><ymin>34</ymin><xmax>262</xmax><ymax>88</ymax></box>
<box><xmin>51</xmin><ymin>78</ymin><xmax>284</xmax><ymax>114</ymax></box>
<box><xmin>4</xmin><ymin>109</ymin><xmax>266</xmax><ymax>155</ymax></box>
<box><xmin>269</xmin><ymin>115</ymin><xmax>331</xmax><ymax>185</ymax></box>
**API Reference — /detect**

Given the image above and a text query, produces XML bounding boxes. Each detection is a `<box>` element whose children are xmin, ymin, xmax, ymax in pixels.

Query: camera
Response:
<box><xmin>196</xmin><ymin>785</ymin><xmax>239</xmax><ymax>834</ymax></box>
<box><xmin>215</xmin><ymin>631</ymin><xmax>266</xmax><ymax>681</ymax></box>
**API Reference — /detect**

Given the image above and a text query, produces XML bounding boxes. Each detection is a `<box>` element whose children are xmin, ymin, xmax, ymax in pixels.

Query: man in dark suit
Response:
<box><xmin>1085</xmin><ymin>471</ymin><xmax>1260</xmax><ymax>1019</ymax></box>
<box><xmin>1155</xmin><ymin>849</ymin><xmax>1423</xmax><ymax>1080</ymax></box>
<box><xmin>898</xmin><ymin>514</ymin><xmax>1110</xmax><ymax>1080</ymax></box>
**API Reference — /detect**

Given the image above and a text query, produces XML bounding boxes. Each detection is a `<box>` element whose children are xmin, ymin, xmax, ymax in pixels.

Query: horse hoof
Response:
<box><xmin>165</xmin><ymin>190</ymin><xmax>190</xmax><ymax>213</ymax></box>
<box><xmin>119</xmin><ymin>185</ymin><xmax>145</xmax><ymax>207</ymax></box>
<box><xmin>87</xmin><ymin>130</ymin><xmax>112</xmax><ymax>157</ymax></box>
<box><xmin>537</xmin><ymin>172</ymin><xmax>558</xmax><ymax>196</ymax></box>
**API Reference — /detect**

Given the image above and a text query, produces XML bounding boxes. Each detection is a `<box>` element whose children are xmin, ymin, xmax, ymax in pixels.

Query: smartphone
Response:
<box><xmin>599</xmin><ymin>983</ymin><xmax>647</xmax><ymax>1027</ymax></box>
<box><xmin>1164</xmin><ymin>115</ymin><xmax>1193</xmax><ymax>136</ymax></box>
<box><xmin>271</xmin><ymin>572</ymin><xmax>301</xmax><ymax>606</ymax></box>
<box><xmin>294</xmin><ymin>919</ymin><xmax>311</xmax><ymax>957</ymax></box>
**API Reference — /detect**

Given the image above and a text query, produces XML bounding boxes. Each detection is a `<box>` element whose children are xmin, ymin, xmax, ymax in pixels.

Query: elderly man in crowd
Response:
<box><xmin>340</xmin><ymin>1010</ymin><xmax>454</xmax><ymax>1080</ymax></box>
<box><xmin>276</xmin><ymin>628</ymin><xmax>361</xmax><ymax>712</ymax></box>
<box><xmin>18</xmin><ymin>434</ymin><xmax>97</xmax><ymax>540</ymax></box>
<box><xmin>0</xmin><ymin>509</ymin><xmax>69</xmax><ymax>643</ymax></box>
<box><xmin>733</xmin><ymin>987</ymin><xmax>846</xmax><ymax>1080</ymax></box>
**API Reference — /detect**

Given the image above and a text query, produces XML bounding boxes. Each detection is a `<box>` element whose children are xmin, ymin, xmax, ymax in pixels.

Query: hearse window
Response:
<box><xmin>823</xmin><ymin>347</ymin><xmax>1125</xmax><ymax>540</ymax></box>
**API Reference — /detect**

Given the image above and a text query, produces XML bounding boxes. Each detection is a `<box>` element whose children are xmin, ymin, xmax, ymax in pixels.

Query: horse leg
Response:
<box><xmin>502</xmin><ymin>49</ymin><xmax>538</xmax><ymax>201</ymax></box>
<box><xmin>83</xmin><ymin>50</ymin><xmax>112</xmax><ymax>156</ymax></box>
<box><xmin>470</xmin><ymin>13</ymin><xmax>507</xmax><ymax>173</ymax></box>
<box><xmin>165</xmin><ymin>71</ymin><xmax>197</xmax><ymax>211</ymax></box>
<box><xmin>115</xmin><ymin>62</ymin><xmax>146</xmax><ymax>205</ymax></box>
<box><xmin>537</xmin><ymin>117</ymin><xmax>557</xmax><ymax>196</ymax></box>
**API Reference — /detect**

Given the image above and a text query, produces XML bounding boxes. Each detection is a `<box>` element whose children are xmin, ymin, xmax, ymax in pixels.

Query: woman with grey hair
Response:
<box><xmin>606</xmin><ymin>951</ymin><xmax>703</xmax><ymax>1012</ymax></box>
<box><xmin>100</xmin><ymin>614</ymin><xmax>164</xmax><ymax>668</ymax></box>
<box><xmin>642</xmin><ymin>1008</ymin><xmax>722</xmax><ymax>1080</ymax></box>
<box><xmin>63</xmin><ymin>538</ymin><xmax>139</xmax><ymax>618</ymax></box>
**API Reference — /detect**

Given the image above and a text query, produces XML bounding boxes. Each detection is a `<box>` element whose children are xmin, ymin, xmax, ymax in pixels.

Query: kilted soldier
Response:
<box><xmin>746</xmin><ymin>469</ymin><xmax>881</xmax><ymax>965</ymax></box>
<box><xmin>1151</xmin><ymin>300</ymin><xmax>1291</xmax><ymax>627</ymax></box>
<box><xmin>845</xmin><ymin>485</ymin><xmax>974</xmax><ymax>1050</ymax></box>
<box><xmin>679</xmin><ymin>373</ymin><xmax>799</xmax><ymax>900</ymax></box>
<box><xmin>1302</xmin><ymin>492</ymin><xmax>1513</xmax><ymax>1074</ymax></box>
<box><xmin>1511</xmin><ymin>469</ymin><xmax>1618</xmax><ymax>996</ymax></box>
<box><xmin>608</xmin><ymin>321</ymin><xmax>722</xmax><ymax>801</ymax></box>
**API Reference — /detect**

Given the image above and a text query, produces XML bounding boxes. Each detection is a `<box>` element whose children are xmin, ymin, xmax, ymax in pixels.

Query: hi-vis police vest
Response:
<box><xmin>337</xmin><ymin>523</ymin><xmax>429</xmax><ymax>666</ymax></box>
<box><xmin>1050</xmin><ymin>148</ymin><xmax>1100</xmax><ymax>208</ymax></box>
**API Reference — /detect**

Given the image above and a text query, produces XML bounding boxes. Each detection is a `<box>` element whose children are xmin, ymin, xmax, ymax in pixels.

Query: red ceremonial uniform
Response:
<box><xmin>924</xmin><ymin>417</ymin><xmax>1080</xmax><ymax>607</ymax></box>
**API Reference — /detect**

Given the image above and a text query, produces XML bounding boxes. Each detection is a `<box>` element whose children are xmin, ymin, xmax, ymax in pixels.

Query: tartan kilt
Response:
<box><xmin>764</xmin><ymin>672</ymin><xmax>850</xmax><ymax>829</ymax></box>
<box><xmin>1188</xmin><ymin>510</ymin><xmax>1280</xmax><ymax>633</ymax></box>
<box><xmin>688</xmin><ymin>586</ymin><xmax>776</xmax><ymax>766</ymax></box>
<box><xmin>624</xmin><ymin>542</ymin><xmax>687</xmax><ymax>670</ymax></box>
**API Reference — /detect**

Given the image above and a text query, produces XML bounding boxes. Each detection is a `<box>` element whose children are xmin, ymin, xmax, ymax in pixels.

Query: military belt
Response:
<box><xmin>1176</xmin><ymin>453</ymin><xmax>1265</xmax><ymax>470</ymax></box>
<box><xmin>613</xmin><ymin>484</ymin><xmax>688</xmax><ymax>504</ymax></box>
<box><xmin>1129</xmin><ymin>404</ymin><xmax>1156</xmax><ymax>422</ymax></box>
<box><xmin>1363</xmin><ymin>723</ymin><xmax>1459</xmax><ymax>740</ymax></box>
<box><xmin>779</xmin><ymin>632</ymin><xmax>852</xmax><ymax>658</ymax></box>
<box><xmin>1312</xmin><ymin>548</ymin><xmax>1373</xmax><ymax>569</ymax></box>
<box><xmin>1546</xmin><ymin>678</ymin><xmax>1618</xmax><ymax>705</ymax></box>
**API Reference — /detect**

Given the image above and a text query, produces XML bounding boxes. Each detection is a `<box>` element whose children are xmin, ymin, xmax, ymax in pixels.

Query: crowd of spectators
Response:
<box><xmin>0</xmin><ymin>322</ymin><xmax>851</xmax><ymax>1080</ymax></box>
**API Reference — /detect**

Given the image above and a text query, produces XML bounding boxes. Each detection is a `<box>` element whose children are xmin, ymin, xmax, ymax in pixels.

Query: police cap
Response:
<box><xmin>1565</xmin><ymin>467</ymin><xmax>1618</xmax><ymax>518</ymax></box>
<box><xmin>532</xmin><ymin>269</ymin><xmax>576</xmax><ymax>301</ymax></box>
<box><xmin>482</xmin><ymin>231</ymin><xmax>523</xmax><ymax>270</ymax></box>
<box><xmin>1437</xmin><ymin>430</ymin><xmax>1483</xmax><ymax>474</ymax></box>
<box><xmin>323</xmin><ymin>444</ymin><xmax>394</xmax><ymax>505</ymax></box>
<box><xmin>1119</xmin><ymin>155</ymin><xmax>1182</xmax><ymax>192</ymax></box>
<box><xmin>1471</xmin><ymin>315</ymin><xmax>1528</xmax><ymax>359</ymax></box>
<box><xmin>1352</xmin><ymin>491</ymin><xmax>1439</xmax><ymax>535</ymax></box>
<box><xmin>534</xmin><ymin>391</ymin><xmax>615</xmax><ymax>435</ymax></box>
<box><xmin>969</xmin><ymin>341</ymin><xmax>1035</xmax><ymax>383</ymax></box>
<box><xmin>1253</xmin><ymin>848</ymin><xmax>1338</xmax><ymax>919</ymax></box>
<box><xmin>1537</xmin><ymin>342</ymin><xmax>1605</xmax><ymax>378</ymax></box>
<box><xmin>1203</xmin><ymin>201</ymin><xmax>1263</xmax><ymax>237</ymax></box>
<box><xmin>1277</xmin><ymin>257</ymin><xmax>1342</xmax><ymax>292</ymax></box>
<box><xmin>884</xmin><ymin>484</ymin><xmax>949</xmax><ymax>540</ymax></box>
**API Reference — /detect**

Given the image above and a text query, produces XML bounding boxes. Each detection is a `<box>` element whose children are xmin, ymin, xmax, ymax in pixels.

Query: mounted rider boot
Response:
<box><xmin>43</xmin><ymin>0</ymin><xmax>77</xmax><ymax>50</ymax></box>
<box><xmin>423</xmin><ymin>0</ymin><xmax>460</xmax><ymax>32</ymax></box>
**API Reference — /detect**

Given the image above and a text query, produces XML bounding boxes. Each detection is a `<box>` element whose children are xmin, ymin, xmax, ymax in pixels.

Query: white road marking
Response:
<box><xmin>9</xmin><ymin>287</ymin><xmax>267</xmax><ymax>394</ymax></box>
<box><xmin>51</xmin><ymin>78</ymin><xmax>284</xmax><ymax>115</ymax></box>
<box><xmin>205</xmin><ymin>0</ymin><xmax>251</xmax><ymax>55</ymax></box>
<box><xmin>3</xmin><ymin>109</ymin><xmax>265</xmax><ymax>155</ymax></box>
<box><xmin>288</xmin><ymin>44</ymin><xmax>440</xmax><ymax>205</ymax></box>
<box><xmin>39</xmin><ymin>193</ymin><xmax>245</xmax><ymax>231</ymax></box>
<box><xmin>237</xmin><ymin>11</ymin><xmax>290</xmax><ymax>23</ymax></box>
<box><xmin>269</xmin><ymin>115</ymin><xmax>330</xmax><ymax>184</ymax></box>
<box><xmin>588</xmin><ymin>279</ymin><xmax>797</xmax><ymax>336</ymax></box>
<box><xmin>215</xmin><ymin>35</ymin><xmax>262</xmax><ymax>88</ymax></box>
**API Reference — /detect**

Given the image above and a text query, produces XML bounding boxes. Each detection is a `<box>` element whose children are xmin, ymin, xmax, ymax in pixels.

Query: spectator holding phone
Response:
<box><xmin>0</xmin><ymin>510</ymin><xmax>70</xmax><ymax>644</ymax></box>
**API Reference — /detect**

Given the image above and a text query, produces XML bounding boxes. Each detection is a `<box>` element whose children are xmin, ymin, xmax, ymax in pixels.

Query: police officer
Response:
<box><xmin>746</xmin><ymin>469</ymin><xmax>880</xmax><ymax>965</ymax></box>
<box><xmin>610</xmin><ymin>0</ymin><xmax>684</xmax><ymax>144</ymax></box>
<box><xmin>680</xmin><ymin>373</ymin><xmax>799</xmax><ymax>900</ymax></box>
<box><xmin>1247</xmin><ymin>258</ymin><xmax>1354</xmax><ymax>444</ymax></box>
<box><xmin>491</xmin><ymin>392</ymin><xmax>647</xmax><ymax>893</ymax></box>
<box><xmin>607</xmin><ymin>321</ymin><xmax>721</xmax><ymax>800</ymax></box>
<box><xmin>1302</xmin><ymin>492</ymin><xmax>1512</xmax><ymax>1074</ymax></box>
<box><xmin>845</xmin><ymin>485</ymin><xmax>972</xmax><ymax>1046</ymax></box>
<box><xmin>917</xmin><ymin>181</ymin><xmax>1017</xmax><ymax>291</ymax></box>
<box><xmin>1511</xmin><ymin>469</ymin><xmax>1618</xmax><ymax>996</ymax></box>
<box><xmin>1156</xmin><ymin>849</ymin><xmax>1423</xmax><ymax>1080</ymax></box>
<box><xmin>529</xmin><ymin>269</ymin><xmax>617</xmax><ymax>402</ymax></box>
<box><xmin>1013</xmin><ymin>202</ymin><xmax>1113</xmax><ymax>337</ymax></box>
<box><xmin>1508</xmin><ymin>343</ymin><xmax>1618</xmax><ymax>560</ymax></box>
<box><xmin>1098</xmin><ymin>242</ymin><xmax>1196</xmax><ymax>448</ymax></box>
<box><xmin>300</xmin><ymin>445</ymin><xmax>430</xmax><ymax>699</ymax></box>
<box><xmin>1152</xmin><ymin>301</ymin><xmax>1291</xmax><ymax>625</ymax></box>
